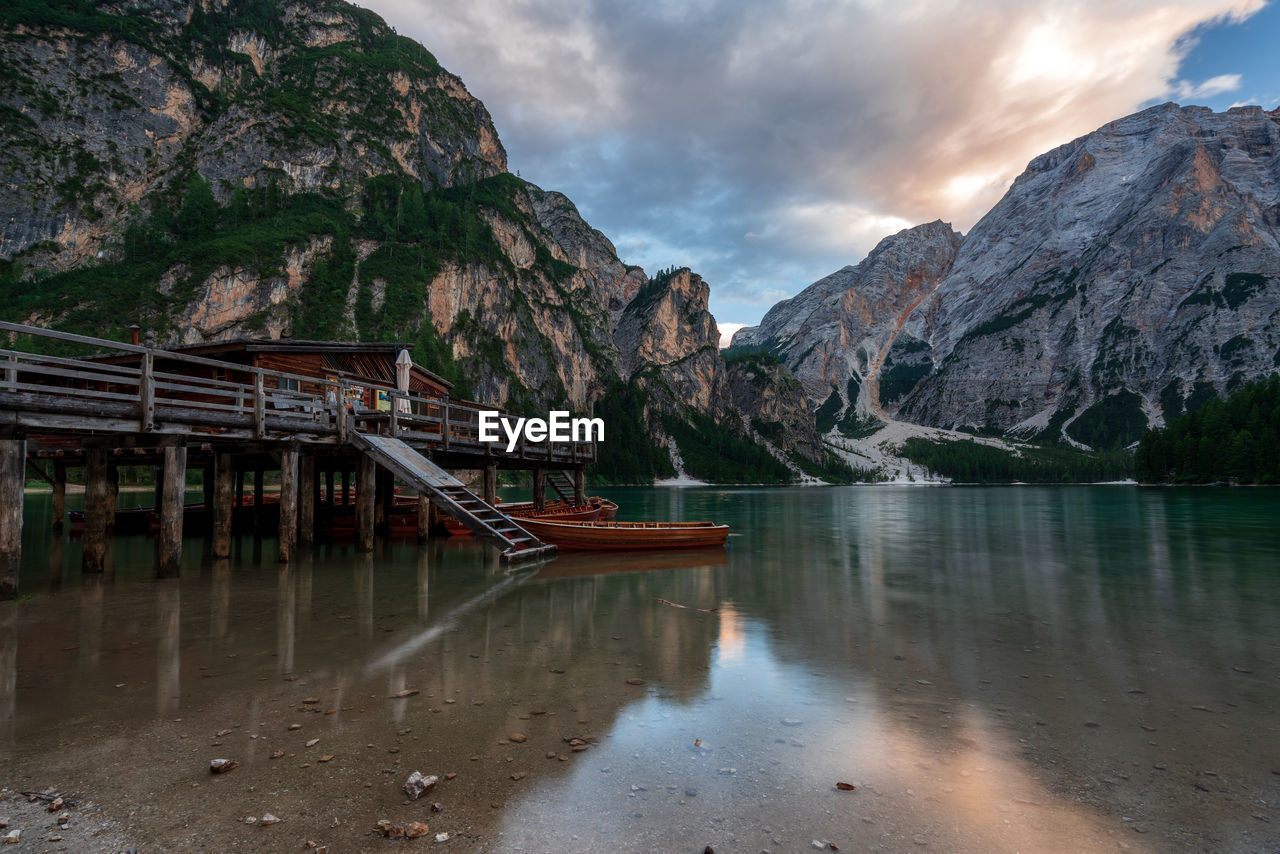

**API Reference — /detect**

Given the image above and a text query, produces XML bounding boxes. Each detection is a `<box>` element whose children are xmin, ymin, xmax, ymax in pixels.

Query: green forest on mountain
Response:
<box><xmin>1134</xmin><ymin>375</ymin><xmax>1280</xmax><ymax>483</ymax></box>
<box><xmin>899</xmin><ymin>438</ymin><xmax>1132</xmax><ymax>483</ymax></box>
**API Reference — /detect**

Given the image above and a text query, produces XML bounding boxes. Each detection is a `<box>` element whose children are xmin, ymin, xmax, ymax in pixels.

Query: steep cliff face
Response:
<box><xmin>723</xmin><ymin>356</ymin><xmax>824</xmax><ymax>463</ymax></box>
<box><xmin>614</xmin><ymin>268</ymin><xmax>726</xmax><ymax>414</ymax></box>
<box><xmin>0</xmin><ymin>0</ymin><xmax>505</xmax><ymax>270</ymax></box>
<box><xmin>612</xmin><ymin>268</ymin><xmax>827</xmax><ymax>473</ymax></box>
<box><xmin>732</xmin><ymin>221</ymin><xmax>961</xmax><ymax>431</ymax></box>
<box><xmin>0</xmin><ymin>0</ymin><xmax>825</xmax><ymax>481</ymax></box>
<box><xmin>901</xmin><ymin>104</ymin><xmax>1280</xmax><ymax>446</ymax></box>
<box><xmin>741</xmin><ymin>103</ymin><xmax>1280</xmax><ymax>450</ymax></box>
<box><xmin>0</xmin><ymin>0</ymin><xmax>644</xmax><ymax>414</ymax></box>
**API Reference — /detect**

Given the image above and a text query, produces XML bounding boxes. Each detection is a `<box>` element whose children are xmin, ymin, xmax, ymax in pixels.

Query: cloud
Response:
<box><xmin>360</xmin><ymin>0</ymin><xmax>1265</xmax><ymax>324</ymax></box>
<box><xmin>1172</xmin><ymin>73</ymin><xmax>1243</xmax><ymax>99</ymax></box>
<box><xmin>716</xmin><ymin>322</ymin><xmax>747</xmax><ymax>349</ymax></box>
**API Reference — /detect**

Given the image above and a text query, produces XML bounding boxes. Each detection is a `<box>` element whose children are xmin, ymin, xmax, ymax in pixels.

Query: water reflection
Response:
<box><xmin>0</xmin><ymin>606</ymin><xmax>14</xmax><ymax>747</ymax></box>
<box><xmin>276</xmin><ymin>565</ymin><xmax>295</xmax><ymax>676</ymax></box>
<box><xmin>155</xmin><ymin>581</ymin><xmax>180</xmax><ymax>718</ymax></box>
<box><xmin>1</xmin><ymin>487</ymin><xmax>1278</xmax><ymax>852</ymax></box>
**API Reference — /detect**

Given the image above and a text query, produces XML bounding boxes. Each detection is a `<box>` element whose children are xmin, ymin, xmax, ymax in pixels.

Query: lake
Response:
<box><xmin>2</xmin><ymin>485</ymin><xmax>1279</xmax><ymax>852</ymax></box>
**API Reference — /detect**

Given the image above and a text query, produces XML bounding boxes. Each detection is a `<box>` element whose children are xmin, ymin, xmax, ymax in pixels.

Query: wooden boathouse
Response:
<box><xmin>0</xmin><ymin>320</ymin><xmax>596</xmax><ymax>599</ymax></box>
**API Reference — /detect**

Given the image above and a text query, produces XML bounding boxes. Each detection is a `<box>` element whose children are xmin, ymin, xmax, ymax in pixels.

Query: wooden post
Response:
<box><xmin>153</xmin><ymin>463</ymin><xmax>163</xmax><ymax>513</ymax></box>
<box><xmin>278</xmin><ymin>446</ymin><xmax>298</xmax><ymax>563</ymax></box>
<box><xmin>533</xmin><ymin>468</ymin><xmax>547</xmax><ymax>511</ymax></box>
<box><xmin>140</xmin><ymin>351</ymin><xmax>155</xmax><ymax>432</ymax></box>
<box><xmin>484</xmin><ymin>464</ymin><xmax>497</xmax><ymax>506</ymax></box>
<box><xmin>416</xmin><ymin>492</ymin><xmax>430</xmax><ymax>543</ymax></box>
<box><xmin>574</xmin><ymin>469</ymin><xmax>586</xmax><ymax>506</ymax></box>
<box><xmin>157</xmin><ymin>445</ymin><xmax>186</xmax><ymax>577</ymax></box>
<box><xmin>253</xmin><ymin>369</ymin><xmax>266</xmax><ymax>438</ymax></box>
<box><xmin>0</xmin><ymin>438</ymin><xmax>24</xmax><ymax>599</ymax></box>
<box><xmin>341</xmin><ymin>469</ymin><xmax>350</xmax><ymax>506</ymax></box>
<box><xmin>356</xmin><ymin>456</ymin><xmax>375</xmax><ymax>553</ymax></box>
<box><xmin>299</xmin><ymin>453</ymin><xmax>315</xmax><ymax>548</ymax></box>
<box><xmin>213</xmin><ymin>452</ymin><xmax>234</xmax><ymax>559</ymax></box>
<box><xmin>51</xmin><ymin>460</ymin><xmax>66</xmax><ymax>534</ymax></box>
<box><xmin>253</xmin><ymin>467</ymin><xmax>264</xmax><ymax>530</ymax></box>
<box><xmin>235</xmin><ymin>467</ymin><xmax>245</xmax><ymax>507</ymax></box>
<box><xmin>374</xmin><ymin>468</ymin><xmax>391</xmax><ymax>535</ymax></box>
<box><xmin>82</xmin><ymin>447</ymin><xmax>113</xmax><ymax>574</ymax></box>
<box><xmin>202</xmin><ymin>465</ymin><xmax>215</xmax><ymax>532</ymax></box>
<box><xmin>441</xmin><ymin>400</ymin><xmax>450</xmax><ymax>450</ymax></box>
<box><xmin>325</xmin><ymin>467</ymin><xmax>335</xmax><ymax>507</ymax></box>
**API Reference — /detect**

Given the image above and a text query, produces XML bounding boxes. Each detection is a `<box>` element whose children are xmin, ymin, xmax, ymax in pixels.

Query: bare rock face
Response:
<box><xmin>732</xmin><ymin>221</ymin><xmax>961</xmax><ymax>430</ymax></box>
<box><xmin>724</xmin><ymin>356</ymin><xmax>824</xmax><ymax>462</ymax></box>
<box><xmin>900</xmin><ymin>103</ymin><xmax>1280</xmax><ymax>443</ymax></box>
<box><xmin>0</xmin><ymin>0</ymin><xmax>825</xmax><ymax>465</ymax></box>
<box><xmin>743</xmin><ymin>103</ymin><xmax>1280</xmax><ymax>448</ymax></box>
<box><xmin>614</xmin><ymin>268</ymin><xmax>728</xmax><ymax>416</ymax></box>
<box><xmin>0</xmin><ymin>0</ymin><xmax>506</xmax><ymax>269</ymax></box>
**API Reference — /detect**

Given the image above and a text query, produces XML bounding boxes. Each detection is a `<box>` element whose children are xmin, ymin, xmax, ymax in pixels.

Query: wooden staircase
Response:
<box><xmin>546</xmin><ymin>470</ymin><xmax>577</xmax><ymax>503</ymax></box>
<box><xmin>348</xmin><ymin>432</ymin><xmax>555</xmax><ymax>563</ymax></box>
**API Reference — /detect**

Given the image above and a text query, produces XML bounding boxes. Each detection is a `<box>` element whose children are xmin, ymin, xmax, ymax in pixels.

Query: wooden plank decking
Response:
<box><xmin>0</xmin><ymin>321</ymin><xmax>583</xmax><ymax>594</ymax></box>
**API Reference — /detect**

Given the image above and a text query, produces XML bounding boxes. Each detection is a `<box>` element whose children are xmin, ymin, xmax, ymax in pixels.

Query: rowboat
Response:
<box><xmin>442</xmin><ymin>501</ymin><xmax>601</xmax><ymax>536</ymax></box>
<box><xmin>513</xmin><ymin>519</ymin><xmax>729</xmax><ymax>551</ymax></box>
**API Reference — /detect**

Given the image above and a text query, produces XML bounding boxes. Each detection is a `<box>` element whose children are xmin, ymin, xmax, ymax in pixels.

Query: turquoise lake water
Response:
<box><xmin>2</xmin><ymin>485</ymin><xmax>1278</xmax><ymax>852</ymax></box>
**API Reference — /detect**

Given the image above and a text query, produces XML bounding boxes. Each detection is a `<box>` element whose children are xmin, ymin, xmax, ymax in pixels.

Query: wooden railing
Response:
<box><xmin>0</xmin><ymin>321</ymin><xmax>595</xmax><ymax>464</ymax></box>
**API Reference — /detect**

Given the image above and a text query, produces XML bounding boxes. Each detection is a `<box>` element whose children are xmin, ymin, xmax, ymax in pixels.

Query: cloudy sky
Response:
<box><xmin>360</xmin><ymin>0</ymin><xmax>1277</xmax><ymax>339</ymax></box>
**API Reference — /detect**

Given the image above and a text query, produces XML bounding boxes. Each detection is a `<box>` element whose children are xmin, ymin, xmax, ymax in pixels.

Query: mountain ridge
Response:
<box><xmin>0</xmin><ymin>0</ymin><xmax>832</xmax><ymax>483</ymax></box>
<box><xmin>735</xmin><ymin>101</ymin><xmax>1280</xmax><ymax>451</ymax></box>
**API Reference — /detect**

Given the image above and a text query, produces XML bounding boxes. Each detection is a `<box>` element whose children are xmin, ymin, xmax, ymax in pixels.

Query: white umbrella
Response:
<box><xmin>395</xmin><ymin>349</ymin><xmax>413</xmax><ymax>414</ymax></box>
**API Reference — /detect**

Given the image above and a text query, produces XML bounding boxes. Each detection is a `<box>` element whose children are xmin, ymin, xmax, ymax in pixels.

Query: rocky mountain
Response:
<box><xmin>0</xmin><ymin>0</ymin><xmax>829</xmax><ymax>482</ymax></box>
<box><xmin>732</xmin><ymin>220</ymin><xmax>962</xmax><ymax>434</ymax></box>
<box><xmin>736</xmin><ymin>103</ymin><xmax>1280</xmax><ymax>450</ymax></box>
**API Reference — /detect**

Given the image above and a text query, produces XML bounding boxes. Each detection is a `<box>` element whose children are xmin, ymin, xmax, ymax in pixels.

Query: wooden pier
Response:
<box><xmin>0</xmin><ymin>321</ymin><xmax>594</xmax><ymax>598</ymax></box>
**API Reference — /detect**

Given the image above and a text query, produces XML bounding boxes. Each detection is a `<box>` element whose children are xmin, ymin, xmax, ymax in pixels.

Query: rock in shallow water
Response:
<box><xmin>403</xmin><ymin>771</ymin><xmax>439</xmax><ymax>800</ymax></box>
<box><xmin>209</xmin><ymin>758</ymin><xmax>238</xmax><ymax>774</ymax></box>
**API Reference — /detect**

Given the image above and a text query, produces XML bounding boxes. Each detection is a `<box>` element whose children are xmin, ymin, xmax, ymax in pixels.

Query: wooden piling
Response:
<box><xmin>82</xmin><ymin>447</ymin><xmax>113</xmax><ymax>574</ymax></box>
<box><xmin>374</xmin><ymin>468</ymin><xmax>391</xmax><ymax>534</ymax></box>
<box><xmin>51</xmin><ymin>460</ymin><xmax>66</xmax><ymax>534</ymax></box>
<box><xmin>325</xmin><ymin>467</ymin><xmax>335</xmax><ymax>506</ymax></box>
<box><xmin>574</xmin><ymin>469</ymin><xmax>586</xmax><ymax>507</ymax></box>
<box><xmin>278</xmin><ymin>446</ymin><xmax>298</xmax><ymax>563</ymax></box>
<box><xmin>157</xmin><ymin>445</ymin><xmax>186</xmax><ymax>577</ymax></box>
<box><xmin>299</xmin><ymin>453</ymin><xmax>315</xmax><ymax>548</ymax></box>
<box><xmin>356</xmin><ymin>456</ymin><xmax>375</xmax><ymax>552</ymax></box>
<box><xmin>253</xmin><ymin>467</ymin><xmax>264</xmax><ymax>530</ymax></box>
<box><xmin>202</xmin><ymin>465</ymin><xmax>215</xmax><ymax>532</ymax></box>
<box><xmin>417</xmin><ymin>493</ymin><xmax>430</xmax><ymax>543</ymax></box>
<box><xmin>341</xmin><ymin>469</ymin><xmax>350</xmax><ymax>506</ymax></box>
<box><xmin>533</xmin><ymin>468</ymin><xmax>547</xmax><ymax>511</ymax></box>
<box><xmin>484</xmin><ymin>464</ymin><xmax>497</xmax><ymax>506</ymax></box>
<box><xmin>235</xmin><ymin>467</ymin><xmax>245</xmax><ymax>507</ymax></box>
<box><xmin>213</xmin><ymin>452</ymin><xmax>234</xmax><ymax>559</ymax></box>
<box><xmin>0</xmin><ymin>438</ymin><xmax>24</xmax><ymax>599</ymax></box>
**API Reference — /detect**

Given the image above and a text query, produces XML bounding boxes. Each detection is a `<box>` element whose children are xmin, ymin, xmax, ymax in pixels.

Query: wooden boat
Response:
<box><xmin>592</xmin><ymin>497</ymin><xmax>619</xmax><ymax>520</ymax></box>
<box><xmin>442</xmin><ymin>501</ymin><xmax>600</xmax><ymax>537</ymax></box>
<box><xmin>513</xmin><ymin>518</ymin><xmax>729</xmax><ymax>551</ymax></box>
